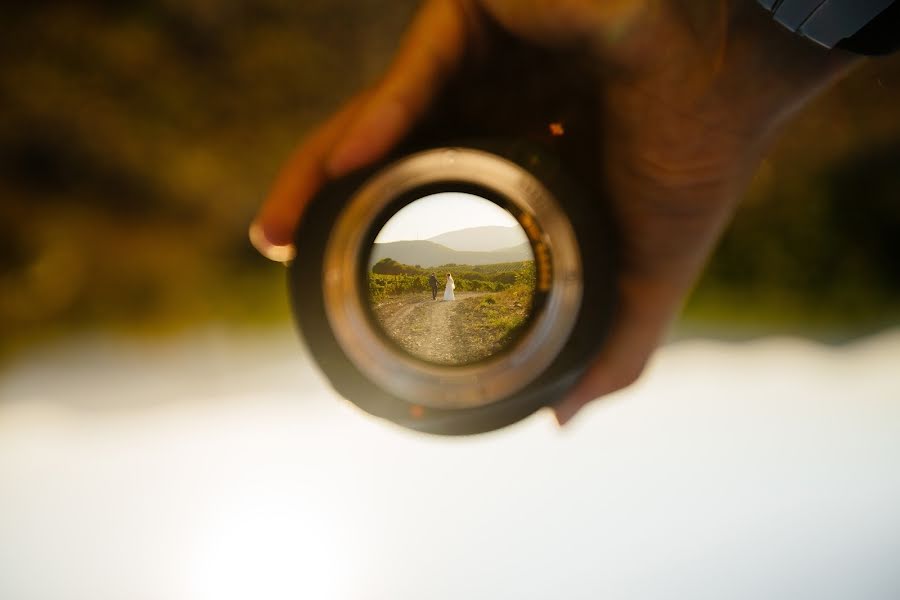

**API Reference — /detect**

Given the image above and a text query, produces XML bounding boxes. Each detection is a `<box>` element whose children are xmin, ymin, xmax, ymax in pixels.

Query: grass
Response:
<box><xmin>454</xmin><ymin>284</ymin><xmax>534</xmax><ymax>355</ymax></box>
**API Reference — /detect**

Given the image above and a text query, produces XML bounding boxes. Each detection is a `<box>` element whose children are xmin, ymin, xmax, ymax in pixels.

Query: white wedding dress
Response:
<box><xmin>443</xmin><ymin>276</ymin><xmax>455</xmax><ymax>301</ymax></box>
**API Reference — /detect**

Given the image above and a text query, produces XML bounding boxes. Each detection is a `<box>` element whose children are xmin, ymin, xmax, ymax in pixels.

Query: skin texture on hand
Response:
<box><xmin>251</xmin><ymin>0</ymin><xmax>859</xmax><ymax>425</ymax></box>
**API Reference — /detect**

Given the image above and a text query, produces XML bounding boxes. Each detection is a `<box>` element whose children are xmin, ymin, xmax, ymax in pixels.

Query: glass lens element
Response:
<box><xmin>368</xmin><ymin>192</ymin><xmax>536</xmax><ymax>366</ymax></box>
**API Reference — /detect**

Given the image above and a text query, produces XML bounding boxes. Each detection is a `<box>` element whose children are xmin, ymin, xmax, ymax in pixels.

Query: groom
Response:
<box><xmin>428</xmin><ymin>273</ymin><xmax>439</xmax><ymax>300</ymax></box>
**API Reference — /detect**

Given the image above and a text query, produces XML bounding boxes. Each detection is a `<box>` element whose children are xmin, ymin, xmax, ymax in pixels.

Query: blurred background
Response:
<box><xmin>1</xmin><ymin>0</ymin><xmax>899</xmax><ymax>349</ymax></box>
<box><xmin>1</xmin><ymin>2</ymin><xmax>898</xmax><ymax>599</ymax></box>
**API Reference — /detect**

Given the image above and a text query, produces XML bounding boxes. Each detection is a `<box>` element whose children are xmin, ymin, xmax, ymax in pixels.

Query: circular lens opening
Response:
<box><xmin>366</xmin><ymin>192</ymin><xmax>537</xmax><ymax>367</ymax></box>
<box><xmin>321</xmin><ymin>147</ymin><xmax>582</xmax><ymax>411</ymax></box>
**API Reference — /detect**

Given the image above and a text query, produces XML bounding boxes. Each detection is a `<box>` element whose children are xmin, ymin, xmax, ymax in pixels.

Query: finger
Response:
<box><xmin>250</xmin><ymin>92</ymin><xmax>370</xmax><ymax>261</ymax></box>
<box><xmin>251</xmin><ymin>0</ymin><xmax>476</xmax><ymax>262</ymax></box>
<box><xmin>325</xmin><ymin>0</ymin><xmax>474</xmax><ymax>176</ymax></box>
<box><xmin>553</xmin><ymin>274</ymin><xmax>687</xmax><ymax>426</ymax></box>
<box><xmin>551</xmin><ymin>88</ymin><xmax>750</xmax><ymax>425</ymax></box>
<box><xmin>553</xmin><ymin>199</ymin><xmax>731</xmax><ymax>426</ymax></box>
<box><xmin>551</xmin><ymin>161</ymin><xmax>741</xmax><ymax>426</ymax></box>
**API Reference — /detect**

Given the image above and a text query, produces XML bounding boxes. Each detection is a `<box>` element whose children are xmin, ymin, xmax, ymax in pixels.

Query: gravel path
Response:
<box><xmin>373</xmin><ymin>292</ymin><xmax>490</xmax><ymax>365</ymax></box>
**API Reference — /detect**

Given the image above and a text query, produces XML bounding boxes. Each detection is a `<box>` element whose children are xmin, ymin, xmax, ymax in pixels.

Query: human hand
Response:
<box><xmin>251</xmin><ymin>0</ymin><xmax>858</xmax><ymax>425</ymax></box>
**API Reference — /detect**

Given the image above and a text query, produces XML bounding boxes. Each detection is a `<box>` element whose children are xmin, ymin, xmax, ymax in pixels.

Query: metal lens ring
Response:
<box><xmin>322</xmin><ymin>148</ymin><xmax>583</xmax><ymax>410</ymax></box>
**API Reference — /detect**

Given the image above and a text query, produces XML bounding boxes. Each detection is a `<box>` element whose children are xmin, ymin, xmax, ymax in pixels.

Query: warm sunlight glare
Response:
<box><xmin>1</xmin><ymin>331</ymin><xmax>899</xmax><ymax>599</ymax></box>
<box><xmin>185</xmin><ymin>489</ymin><xmax>352</xmax><ymax>600</ymax></box>
<box><xmin>374</xmin><ymin>192</ymin><xmax>520</xmax><ymax>243</ymax></box>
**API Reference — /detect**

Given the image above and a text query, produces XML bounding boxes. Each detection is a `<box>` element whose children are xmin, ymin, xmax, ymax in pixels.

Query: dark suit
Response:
<box><xmin>428</xmin><ymin>275</ymin><xmax>439</xmax><ymax>300</ymax></box>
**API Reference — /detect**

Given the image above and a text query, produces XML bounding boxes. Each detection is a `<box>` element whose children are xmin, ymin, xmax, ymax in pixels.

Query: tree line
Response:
<box><xmin>369</xmin><ymin>258</ymin><xmax>535</xmax><ymax>302</ymax></box>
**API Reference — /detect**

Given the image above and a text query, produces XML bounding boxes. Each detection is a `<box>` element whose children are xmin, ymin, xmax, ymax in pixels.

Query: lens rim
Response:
<box><xmin>322</xmin><ymin>147</ymin><xmax>582</xmax><ymax>410</ymax></box>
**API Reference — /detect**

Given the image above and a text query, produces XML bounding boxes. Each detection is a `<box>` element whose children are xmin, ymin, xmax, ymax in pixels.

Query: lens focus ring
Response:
<box><xmin>321</xmin><ymin>147</ymin><xmax>583</xmax><ymax>410</ymax></box>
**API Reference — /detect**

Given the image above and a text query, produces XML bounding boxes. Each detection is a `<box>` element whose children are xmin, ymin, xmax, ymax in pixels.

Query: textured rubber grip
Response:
<box><xmin>758</xmin><ymin>0</ymin><xmax>896</xmax><ymax>50</ymax></box>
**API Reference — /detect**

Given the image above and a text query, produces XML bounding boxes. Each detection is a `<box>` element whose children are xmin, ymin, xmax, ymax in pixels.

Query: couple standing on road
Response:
<box><xmin>428</xmin><ymin>273</ymin><xmax>455</xmax><ymax>302</ymax></box>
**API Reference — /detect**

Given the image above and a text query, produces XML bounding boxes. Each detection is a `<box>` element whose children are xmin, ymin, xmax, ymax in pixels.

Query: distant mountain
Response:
<box><xmin>427</xmin><ymin>226</ymin><xmax>528</xmax><ymax>252</ymax></box>
<box><xmin>370</xmin><ymin>240</ymin><xmax>532</xmax><ymax>268</ymax></box>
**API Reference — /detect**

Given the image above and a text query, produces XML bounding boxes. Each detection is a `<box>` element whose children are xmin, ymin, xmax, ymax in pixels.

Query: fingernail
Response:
<box><xmin>249</xmin><ymin>220</ymin><xmax>296</xmax><ymax>263</ymax></box>
<box><xmin>326</xmin><ymin>99</ymin><xmax>406</xmax><ymax>177</ymax></box>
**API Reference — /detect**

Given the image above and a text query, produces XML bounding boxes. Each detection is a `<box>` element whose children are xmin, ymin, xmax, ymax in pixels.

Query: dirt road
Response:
<box><xmin>373</xmin><ymin>292</ymin><xmax>491</xmax><ymax>365</ymax></box>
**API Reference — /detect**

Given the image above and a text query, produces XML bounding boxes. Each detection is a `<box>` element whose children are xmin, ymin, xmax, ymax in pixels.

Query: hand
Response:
<box><xmin>251</xmin><ymin>0</ymin><xmax>858</xmax><ymax>424</ymax></box>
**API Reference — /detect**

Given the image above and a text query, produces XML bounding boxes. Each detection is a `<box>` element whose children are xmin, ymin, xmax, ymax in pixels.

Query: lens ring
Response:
<box><xmin>322</xmin><ymin>147</ymin><xmax>582</xmax><ymax>409</ymax></box>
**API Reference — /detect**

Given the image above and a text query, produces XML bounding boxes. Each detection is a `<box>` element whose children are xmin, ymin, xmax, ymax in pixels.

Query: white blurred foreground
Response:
<box><xmin>1</xmin><ymin>329</ymin><xmax>899</xmax><ymax>600</ymax></box>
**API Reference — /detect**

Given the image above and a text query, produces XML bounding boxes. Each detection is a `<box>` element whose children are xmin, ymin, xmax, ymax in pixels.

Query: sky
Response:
<box><xmin>373</xmin><ymin>192</ymin><xmax>520</xmax><ymax>243</ymax></box>
<box><xmin>2</xmin><ymin>330</ymin><xmax>899</xmax><ymax>599</ymax></box>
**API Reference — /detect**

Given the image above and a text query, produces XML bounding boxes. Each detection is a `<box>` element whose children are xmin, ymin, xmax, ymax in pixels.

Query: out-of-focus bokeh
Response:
<box><xmin>1</xmin><ymin>0</ymin><xmax>418</xmax><ymax>353</ymax></box>
<box><xmin>1</xmin><ymin>2</ymin><xmax>899</xmax><ymax>599</ymax></box>
<box><xmin>1</xmin><ymin>0</ymin><xmax>898</xmax><ymax>353</ymax></box>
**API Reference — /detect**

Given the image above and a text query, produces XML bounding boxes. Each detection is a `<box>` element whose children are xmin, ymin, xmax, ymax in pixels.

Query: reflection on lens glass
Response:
<box><xmin>367</xmin><ymin>192</ymin><xmax>536</xmax><ymax>366</ymax></box>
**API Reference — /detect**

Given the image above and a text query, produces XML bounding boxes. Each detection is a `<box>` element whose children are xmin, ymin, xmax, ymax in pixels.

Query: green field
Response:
<box><xmin>368</xmin><ymin>258</ymin><xmax>537</xmax><ymax>364</ymax></box>
<box><xmin>368</xmin><ymin>258</ymin><xmax>535</xmax><ymax>303</ymax></box>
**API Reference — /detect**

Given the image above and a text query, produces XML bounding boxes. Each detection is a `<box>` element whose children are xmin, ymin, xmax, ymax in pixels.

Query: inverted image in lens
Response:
<box><xmin>367</xmin><ymin>192</ymin><xmax>536</xmax><ymax>366</ymax></box>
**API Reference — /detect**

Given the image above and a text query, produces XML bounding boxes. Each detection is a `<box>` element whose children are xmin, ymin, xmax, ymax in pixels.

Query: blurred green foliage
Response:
<box><xmin>686</xmin><ymin>125</ymin><xmax>900</xmax><ymax>337</ymax></box>
<box><xmin>1</xmin><ymin>0</ymin><xmax>898</xmax><ymax>355</ymax></box>
<box><xmin>0</xmin><ymin>0</ymin><xmax>417</xmax><ymax>352</ymax></box>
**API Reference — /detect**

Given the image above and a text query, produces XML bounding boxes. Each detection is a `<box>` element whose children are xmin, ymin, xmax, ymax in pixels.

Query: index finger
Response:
<box><xmin>250</xmin><ymin>0</ymin><xmax>477</xmax><ymax>261</ymax></box>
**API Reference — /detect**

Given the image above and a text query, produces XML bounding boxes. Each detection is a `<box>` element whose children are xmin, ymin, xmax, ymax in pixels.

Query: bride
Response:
<box><xmin>443</xmin><ymin>272</ymin><xmax>455</xmax><ymax>301</ymax></box>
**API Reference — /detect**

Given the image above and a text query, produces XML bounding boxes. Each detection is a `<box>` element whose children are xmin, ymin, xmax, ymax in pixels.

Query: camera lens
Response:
<box><xmin>290</xmin><ymin>142</ymin><xmax>616</xmax><ymax>434</ymax></box>
<box><xmin>288</xmin><ymin>39</ymin><xmax>617</xmax><ymax>434</ymax></box>
<box><xmin>319</xmin><ymin>147</ymin><xmax>582</xmax><ymax>411</ymax></box>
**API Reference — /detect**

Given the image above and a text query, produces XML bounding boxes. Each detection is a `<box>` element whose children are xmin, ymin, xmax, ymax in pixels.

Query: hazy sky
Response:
<box><xmin>3</xmin><ymin>332</ymin><xmax>900</xmax><ymax>600</ymax></box>
<box><xmin>374</xmin><ymin>192</ymin><xmax>520</xmax><ymax>243</ymax></box>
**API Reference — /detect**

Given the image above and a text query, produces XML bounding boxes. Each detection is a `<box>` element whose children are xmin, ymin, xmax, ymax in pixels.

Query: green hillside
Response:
<box><xmin>369</xmin><ymin>240</ymin><xmax>532</xmax><ymax>268</ymax></box>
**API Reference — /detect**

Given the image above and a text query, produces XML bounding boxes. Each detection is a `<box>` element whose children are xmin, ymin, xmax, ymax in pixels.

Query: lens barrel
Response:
<box><xmin>289</xmin><ymin>39</ymin><xmax>617</xmax><ymax>434</ymax></box>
